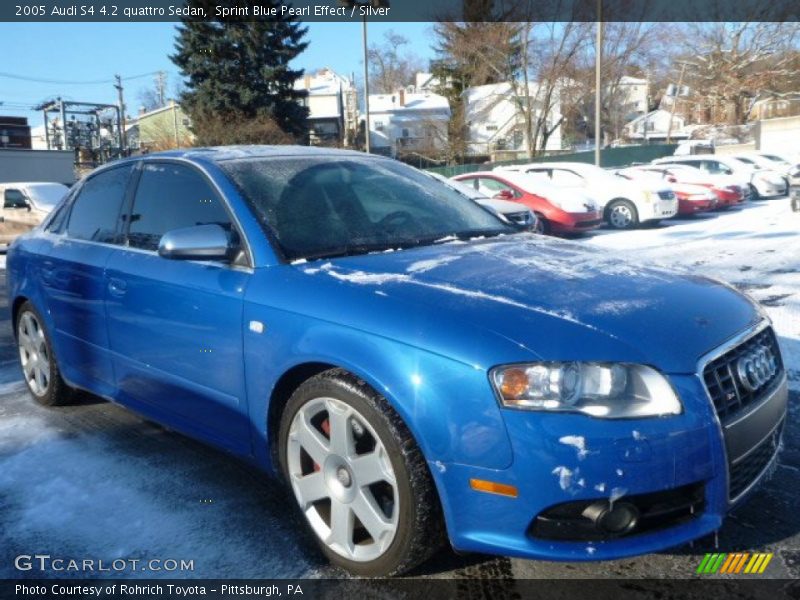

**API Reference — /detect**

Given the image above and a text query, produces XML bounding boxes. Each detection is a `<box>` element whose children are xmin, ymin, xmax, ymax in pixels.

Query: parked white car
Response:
<box><xmin>653</xmin><ymin>155</ymin><xmax>788</xmax><ymax>199</ymax></box>
<box><xmin>733</xmin><ymin>153</ymin><xmax>798</xmax><ymax>185</ymax></box>
<box><xmin>0</xmin><ymin>182</ymin><xmax>69</xmax><ymax>245</ymax></box>
<box><xmin>426</xmin><ymin>171</ymin><xmax>537</xmax><ymax>231</ymax></box>
<box><xmin>495</xmin><ymin>161</ymin><xmax>678</xmax><ymax>229</ymax></box>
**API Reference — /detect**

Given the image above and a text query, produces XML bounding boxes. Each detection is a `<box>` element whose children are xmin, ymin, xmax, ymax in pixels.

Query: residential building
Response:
<box><xmin>615</xmin><ymin>76</ymin><xmax>649</xmax><ymax>118</ymax></box>
<box><xmin>748</xmin><ymin>91</ymin><xmax>800</xmax><ymax>121</ymax></box>
<box><xmin>623</xmin><ymin>109</ymin><xmax>689</xmax><ymax>142</ymax></box>
<box><xmin>365</xmin><ymin>89</ymin><xmax>450</xmax><ymax>158</ymax></box>
<box><xmin>294</xmin><ymin>67</ymin><xmax>357</xmax><ymax>146</ymax></box>
<box><xmin>126</xmin><ymin>101</ymin><xmax>193</xmax><ymax>152</ymax></box>
<box><xmin>0</xmin><ymin>116</ymin><xmax>32</xmax><ymax>149</ymax></box>
<box><xmin>463</xmin><ymin>81</ymin><xmax>563</xmax><ymax>159</ymax></box>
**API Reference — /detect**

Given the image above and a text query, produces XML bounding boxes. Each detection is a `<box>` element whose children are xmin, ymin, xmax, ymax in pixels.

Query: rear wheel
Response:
<box><xmin>16</xmin><ymin>302</ymin><xmax>73</xmax><ymax>406</ymax></box>
<box><xmin>606</xmin><ymin>199</ymin><xmax>639</xmax><ymax>230</ymax></box>
<box><xmin>278</xmin><ymin>369</ymin><xmax>443</xmax><ymax>576</ymax></box>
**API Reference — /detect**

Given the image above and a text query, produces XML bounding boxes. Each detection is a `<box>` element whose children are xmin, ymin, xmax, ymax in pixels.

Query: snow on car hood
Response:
<box><xmin>296</xmin><ymin>235</ymin><xmax>761</xmax><ymax>373</ymax></box>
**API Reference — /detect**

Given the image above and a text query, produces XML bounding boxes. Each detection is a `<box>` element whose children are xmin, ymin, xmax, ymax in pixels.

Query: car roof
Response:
<box><xmin>124</xmin><ymin>145</ymin><xmax>372</xmax><ymax>164</ymax></box>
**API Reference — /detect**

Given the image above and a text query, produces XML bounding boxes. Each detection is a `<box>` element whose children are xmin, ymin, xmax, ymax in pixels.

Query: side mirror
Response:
<box><xmin>158</xmin><ymin>224</ymin><xmax>238</xmax><ymax>262</ymax></box>
<box><xmin>493</xmin><ymin>189</ymin><xmax>515</xmax><ymax>201</ymax></box>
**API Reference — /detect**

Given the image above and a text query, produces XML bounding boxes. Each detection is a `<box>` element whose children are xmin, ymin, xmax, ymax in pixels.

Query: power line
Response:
<box><xmin>0</xmin><ymin>71</ymin><xmax>167</xmax><ymax>85</ymax></box>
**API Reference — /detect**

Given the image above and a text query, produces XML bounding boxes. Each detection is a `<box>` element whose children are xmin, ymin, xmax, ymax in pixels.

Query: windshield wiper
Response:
<box><xmin>293</xmin><ymin>242</ymin><xmax>395</xmax><ymax>262</ymax></box>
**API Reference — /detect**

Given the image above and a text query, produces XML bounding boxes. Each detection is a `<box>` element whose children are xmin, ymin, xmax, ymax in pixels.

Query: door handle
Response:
<box><xmin>107</xmin><ymin>278</ymin><xmax>128</xmax><ymax>297</ymax></box>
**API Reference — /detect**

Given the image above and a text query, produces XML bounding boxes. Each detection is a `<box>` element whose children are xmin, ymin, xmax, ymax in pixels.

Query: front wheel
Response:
<box><xmin>278</xmin><ymin>369</ymin><xmax>443</xmax><ymax>576</ymax></box>
<box><xmin>16</xmin><ymin>302</ymin><xmax>73</xmax><ymax>406</ymax></box>
<box><xmin>533</xmin><ymin>214</ymin><xmax>549</xmax><ymax>235</ymax></box>
<box><xmin>749</xmin><ymin>184</ymin><xmax>761</xmax><ymax>201</ymax></box>
<box><xmin>606</xmin><ymin>199</ymin><xmax>639</xmax><ymax>230</ymax></box>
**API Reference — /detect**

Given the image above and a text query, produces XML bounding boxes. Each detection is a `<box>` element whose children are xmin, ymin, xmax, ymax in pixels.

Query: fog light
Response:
<box><xmin>582</xmin><ymin>501</ymin><xmax>639</xmax><ymax>535</ymax></box>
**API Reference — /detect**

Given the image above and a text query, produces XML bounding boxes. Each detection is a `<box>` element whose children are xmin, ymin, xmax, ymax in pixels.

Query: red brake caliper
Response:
<box><xmin>313</xmin><ymin>418</ymin><xmax>331</xmax><ymax>472</ymax></box>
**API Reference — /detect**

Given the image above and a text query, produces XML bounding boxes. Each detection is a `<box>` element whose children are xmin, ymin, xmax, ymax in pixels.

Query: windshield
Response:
<box><xmin>222</xmin><ymin>156</ymin><xmax>513</xmax><ymax>261</ymax></box>
<box><xmin>26</xmin><ymin>183</ymin><xmax>69</xmax><ymax>210</ymax></box>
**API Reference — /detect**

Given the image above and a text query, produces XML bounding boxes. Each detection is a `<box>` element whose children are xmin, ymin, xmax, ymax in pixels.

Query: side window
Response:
<box><xmin>128</xmin><ymin>162</ymin><xmax>232</xmax><ymax>252</ymax></box>
<box><xmin>550</xmin><ymin>169</ymin><xmax>584</xmax><ymax>186</ymax></box>
<box><xmin>4</xmin><ymin>189</ymin><xmax>28</xmax><ymax>209</ymax></box>
<box><xmin>476</xmin><ymin>177</ymin><xmax>511</xmax><ymax>196</ymax></box>
<box><xmin>524</xmin><ymin>169</ymin><xmax>551</xmax><ymax>181</ymax></box>
<box><xmin>66</xmin><ymin>165</ymin><xmax>133</xmax><ymax>243</ymax></box>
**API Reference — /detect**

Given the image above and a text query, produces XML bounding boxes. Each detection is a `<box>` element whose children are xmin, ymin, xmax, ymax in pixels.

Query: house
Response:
<box><xmin>614</xmin><ymin>76</ymin><xmax>649</xmax><ymax>119</ymax></box>
<box><xmin>294</xmin><ymin>68</ymin><xmax>357</xmax><ymax>146</ymax></box>
<box><xmin>463</xmin><ymin>81</ymin><xmax>563</xmax><ymax>159</ymax></box>
<box><xmin>126</xmin><ymin>101</ymin><xmax>193</xmax><ymax>152</ymax></box>
<box><xmin>365</xmin><ymin>89</ymin><xmax>450</xmax><ymax>158</ymax></box>
<box><xmin>414</xmin><ymin>72</ymin><xmax>444</xmax><ymax>93</ymax></box>
<box><xmin>748</xmin><ymin>91</ymin><xmax>800</xmax><ymax>121</ymax></box>
<box><xmin>623</xmin><ymin>109</ymin><xmax>689</xmax><ymax>142</ymax></box>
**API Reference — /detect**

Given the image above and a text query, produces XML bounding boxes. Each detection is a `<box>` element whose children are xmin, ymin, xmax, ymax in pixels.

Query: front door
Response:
<box><xmin>105</xmin><ymin>161</ymin><xmax>251</xmax><ymax>452</ymax></box>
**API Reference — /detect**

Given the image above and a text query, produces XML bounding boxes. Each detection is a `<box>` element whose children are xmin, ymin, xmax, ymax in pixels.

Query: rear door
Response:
<box><xmin>37</xmin><ymin>164</ymin><xmax>134</xmax><ymax>396</ymax></box>
<box><xmin>105</xmin><ymin>161</ymin><xmax>251</xmax><ymax>451</ymax></box>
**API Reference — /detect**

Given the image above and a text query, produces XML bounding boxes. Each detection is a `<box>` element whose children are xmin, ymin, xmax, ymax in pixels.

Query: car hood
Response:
<box><xmin>296</xmin><ymin>235</ymin><xmax>761</xmax><ymax>373</ymax></box>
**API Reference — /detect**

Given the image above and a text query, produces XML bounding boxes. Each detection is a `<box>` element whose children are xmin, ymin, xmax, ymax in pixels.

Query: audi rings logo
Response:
<box><xmin>736</xmin><ymin>345</ymin><xmax>777</xmax><ymax>392</ymax></box>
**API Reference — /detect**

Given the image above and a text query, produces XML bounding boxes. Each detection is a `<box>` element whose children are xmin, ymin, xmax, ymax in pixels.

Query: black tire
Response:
<box><xmin>605</xmin><ymin>199</ymin><xmax>639</xmax><ymax>230</ymax></box>
<box><xmin>15</xmin><ymin>301</ymin><xmax>73</xmax><ymax>407</ymax></box>
<box><xmin>278</xmin><ymin>368</ymin><xmax>444</xmax><ymax>577</ymax></box>
<box><xmin>749</xmin><ymin>184</ymin><xmax>761</xmax><ymax>201</ymax></box>
<box><xmin>533</xmin><ymin>213</ymin><xmax>549</xmax><ymax>235</ymax></box>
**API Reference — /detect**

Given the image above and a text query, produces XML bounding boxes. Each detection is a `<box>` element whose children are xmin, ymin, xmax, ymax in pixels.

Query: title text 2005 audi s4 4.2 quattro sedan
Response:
<box><xmin>7</xmin><ymin>147</ymin><xmax>788</xmax><ymax>576</ymax></box>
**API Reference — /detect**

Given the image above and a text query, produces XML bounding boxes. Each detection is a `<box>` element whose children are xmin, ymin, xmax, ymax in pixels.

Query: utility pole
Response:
<box><xmin>114</xmin><ymin>74</ymin><xmax>127</xmax><ymax>154</ymax></box>
<box><xmin>666</xmin><ymin>61</ymin><xmax>688</xmax><ymax>145</ymax></box>
<box><xmin>594</xmin><ymin>0</ymin><xmax>603</xmax><ymax>166</ymax></box>
<box><xmin>155</xmin><ymin>71</ymin><xmax>167</xmax><ymax>108</ymax></box>
<box><xmin>362</xmin><ymin>16</ymin><xmax>370</xmax><ymax>153</ymax></box>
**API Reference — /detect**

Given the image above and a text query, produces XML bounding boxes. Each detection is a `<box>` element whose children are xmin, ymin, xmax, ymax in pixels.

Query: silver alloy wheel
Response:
<box><xmin>533</xmin><ymin>217</ymin><xmax>545</xmax><ymax>234</ymax></box>
<box><xmin>18</xmin><ymin>311</ymin><xmax>50</xmax><ymax>397</ymax></box>
<box><xmin>609</xmin><ymin>203</ymin><xmax>634</xmax><ymax>229</ymax></box>
<box><xmin>287</xmin><ymin>396</ymin><xmax>399</xmax><ymax>562</ymax></box>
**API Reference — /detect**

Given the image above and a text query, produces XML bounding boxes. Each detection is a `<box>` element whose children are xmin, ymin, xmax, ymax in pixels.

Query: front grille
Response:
<box><xmin>702</xmin><ymin>327</ymin><xmax>783</xmax><ymax>422</ymax></box>
<box><xmin>575</xmin><ymin>218</ymin><xmax>603</xmax><ymax>228</ymax></box>
<box><xmin>729</xmin><ymin>424</ymin><xmax>782</xmax><ymax>500</ymax></box>
<box><xmin>506</xmin><ymin>211</ymin><xmax>531</xmax><ymax>226</ymax></box>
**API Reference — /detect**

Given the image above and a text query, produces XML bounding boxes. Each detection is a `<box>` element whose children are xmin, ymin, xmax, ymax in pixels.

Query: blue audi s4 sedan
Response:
<box><xmin>7</xmin><ymin>146</ymin><xmax>788</xmax><ymax>576</ymax></box>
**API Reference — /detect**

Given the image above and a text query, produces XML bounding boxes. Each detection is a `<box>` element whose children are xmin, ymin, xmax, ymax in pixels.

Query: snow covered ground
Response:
<box><xmin>0</xmin><ymin>197</ymin><xmax>798</xmax><ymax>580</ymax></box>
<box><xmin>583</xmin><ymin>197</ymin><xmax>800</xmax><ymax>391</ymax></box>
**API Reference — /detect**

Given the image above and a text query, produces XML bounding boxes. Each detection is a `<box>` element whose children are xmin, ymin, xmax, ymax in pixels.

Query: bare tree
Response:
<box><xmin>678</xmin><ymin>23</ymin><xmax>800</xmax><ymax>124</ymax></box>
<box><xmin>367</xmin><ymin>31</ymin><xmax>424</xmax><ymax>94</ymax></box>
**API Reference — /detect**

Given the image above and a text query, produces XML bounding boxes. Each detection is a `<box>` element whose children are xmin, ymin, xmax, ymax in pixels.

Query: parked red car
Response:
<box><xmin>616</xmin><ymin>167</ymin><xmax>718</xmax><ymax>215</ymax></box>
<box><xmin>641</xmin><ymin>164</ymin><xmax>745</xmax><ymax>208</ymax></box>
<box><xmin>453</xmin><ymin>171</ymin><xmax>603</xmax><ymax>235</ymax></box>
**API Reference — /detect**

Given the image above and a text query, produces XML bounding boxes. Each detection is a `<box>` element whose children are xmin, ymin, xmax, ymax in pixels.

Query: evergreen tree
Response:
<box><xmin>171</xmin><ymin>0</ymin><xmax>309</xmax><ymax>143</ymax></box>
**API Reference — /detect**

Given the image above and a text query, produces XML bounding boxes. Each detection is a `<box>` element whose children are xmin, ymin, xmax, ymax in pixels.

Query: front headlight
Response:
<box><xmin>490</xmin><ymin>362</ymin><xmax>682</xmax><ymax>418</ymax></box>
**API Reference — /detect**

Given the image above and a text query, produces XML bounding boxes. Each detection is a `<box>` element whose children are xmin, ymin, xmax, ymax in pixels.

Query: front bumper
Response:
<box><xmin>643</xmin><ymin>199</ymin><xmax>679</xmax><ymax>221</ymax></box>
<box><xmin>551</xmin><ymin>211</ymin><xmax>604</xmax><ymax>233</ymax></box>
<box><xmin>431</xmin><ymin>371</ymin><xmax>787</xmax><ymax>561</ymax></box>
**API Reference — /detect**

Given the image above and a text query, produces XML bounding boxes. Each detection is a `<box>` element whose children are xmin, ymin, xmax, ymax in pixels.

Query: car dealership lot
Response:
<box><xmin>0</xmin><ymin>196</ymin><xmax>798</xmax><ymax>580</ymax></box>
